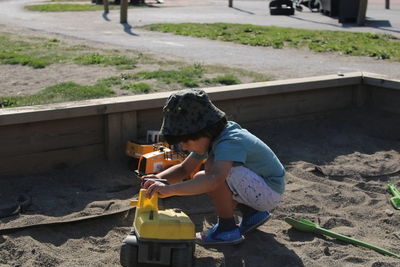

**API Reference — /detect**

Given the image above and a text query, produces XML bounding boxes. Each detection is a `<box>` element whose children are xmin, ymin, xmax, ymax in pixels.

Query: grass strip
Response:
<box><xmin>25</xmin><ymin>4</ymin><xmax>111</xmax><ymax>12</ymax></box>
<box><xmin>0</xmin><ymin>36</ymin><xmax>62</xmax><ymax>68</ymax></box>
<box><xmin>132</xmin><ymin>64</ymin><xmax>205</xmax><ymax>87</ymax></box>
<box><xmin>0</xmin><ymin>65</ymin><xmax>245</xmax><ymax>108</ymax></box>
<box><xmin>0</xmin><ymin>32</ymin><xmax>268</xmax><ymax>108</ymax></box>
<box><xmin>74</xmin><ymin>53</ymin><xmax>137</xmax><ymax>69</ymax></box>
<box><xmin>0</xmin><ymin>34</ymin><xmax>139</xmax><ymax>69</ymax></box>
<box><xmin>121</xmin><ymin>82</ymin><xmax>152</xmax><ymax>93</ymax></box>
<box><xmin>25</xmin><ymin>3</ymin><xmax>138</xmax><ymax>12</ymax></box>
<box><xmin>143</xmin><ymin>23</ymin><xmax>400</xmax><ymax>61</ymax></box>
<box><xmin>0</xmin><ymin>82</ymin><xmax>114</xmax><ymax>108</ymax></box>
<box><xmin>99</xmin><ymin>64</ymin><xmax>241</xmax><ymax>91</ymax></box>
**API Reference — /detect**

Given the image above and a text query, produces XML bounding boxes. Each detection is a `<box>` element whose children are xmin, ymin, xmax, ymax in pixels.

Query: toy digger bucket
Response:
<box><xmin>130</xmin><ymin>189</ymin><xmax>158</xmax><ymax>211</ymax></box>
<box><xmin>388</xmin><ymin>184</ymin><xmax>400</xmax><ymax>210</ymax></box>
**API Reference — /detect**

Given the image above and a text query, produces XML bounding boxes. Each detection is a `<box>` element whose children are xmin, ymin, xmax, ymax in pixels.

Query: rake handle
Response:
<box><xmin>314</xmin><ymin>227</ymin><xmax>400</xmax><ymax>259</ymax></box>
<box><xmin>388</xmin><ymin>184</ymin><xmax>400</xmax><ymax>197</ymax></box>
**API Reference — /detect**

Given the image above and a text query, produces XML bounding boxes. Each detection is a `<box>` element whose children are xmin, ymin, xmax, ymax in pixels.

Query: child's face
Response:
<box><xmin>180</xmin><ymin>137</ymin><xmax>210</xmax><ymax>155</ymax></box>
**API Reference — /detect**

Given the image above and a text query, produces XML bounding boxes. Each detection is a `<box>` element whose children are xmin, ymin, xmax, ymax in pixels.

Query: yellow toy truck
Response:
<box><xmin>125</xmin><ymin>130</ymin><xmax>187</xmax><ymax>177</ymax></box>
<box><xmin>120</xmin><ymin>189</ymin><xmax>195</xmax><ymax>267</ymax></box>
<box><xmin>135</xmin><ymin>147</ymin><xmax>187</xmax><ymax>176</ymax></box>
<box><xmin>125</xmin><ymin>140</ymin><xmax>163</xmax><ymax>160</ymax></box>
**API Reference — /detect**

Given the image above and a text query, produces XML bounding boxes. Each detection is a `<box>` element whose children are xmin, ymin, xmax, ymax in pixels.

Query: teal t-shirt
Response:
<box><xmin>192</xmin><ymin>121</ymin><xmax>285</xmax><ymax>194</ymax></box>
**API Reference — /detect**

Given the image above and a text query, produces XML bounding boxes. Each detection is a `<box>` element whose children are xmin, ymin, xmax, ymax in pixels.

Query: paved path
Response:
<box><xmin>0</xmin><ymin>0</ymin><xmax>399</xmax><ymax>79</ymax></box>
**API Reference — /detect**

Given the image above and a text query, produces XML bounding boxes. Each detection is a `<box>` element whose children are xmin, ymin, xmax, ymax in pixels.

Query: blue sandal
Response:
<box><xmin>239</xmin><ymin>210</ymin><xmax>271</xmax><ymax>235</ymax></box>
<box><xmin>195</xmin><ymin>224</ymin><xmax>244</xmax><ymax>246</ymax></box>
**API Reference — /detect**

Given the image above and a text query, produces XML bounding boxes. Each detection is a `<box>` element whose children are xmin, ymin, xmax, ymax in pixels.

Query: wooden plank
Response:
<box><xmin>0</xmin><ymin>73</ymin><xmax>362</xmax><ymax>127</ymax></box>
<box><xmin>122</xmin><ymin>111</ymin><xmax>138</xmax><ymax>143</ymax></box>
<box><xmin>363</xmin><ymin>75</ymin><xmax>400</xmax><ymax>90</ymax></box>
<box><xmin>214</xmin><ymin>99</ymin><xmax>241</xmax><ymax>122</ymax></box>
<box><xmin>363</xmin><ymin>74</ymin><xmax>400</xmax><ymax>113</ymax></box>
<box><xmin>0</xmin><ymin>116</ymin><xmax>104</xmax><ymax>158</ymax></box>
<box><xmin>105</xmin><ymin>112</ymin><xmax>139</xmax><ymax>161</ymax></box>
<box><xmin>0</xmin><ymin>94</ymin><xmax>169</xmax><ymax>126</ymax></box>
<box><xmin>352</xmin><ymin>84</ymin><xmax>369</xmax><ymax>108</ymax></box>
<box><xmin>369</xmin><ymin>87</ymin><xmax>400</xmax><ymax>114</ymax></box>
<box><xmin>207</xmin><ymin>72</ymin><xmax>362</xmax><ymax>102</ymax></box>
<box><xmin>1</xmin><ymin>72</ymin><xmax>399</xmax><ymax>177</ymax></box>
<box><xmin>121</xmin><ymin>111</ymin><xmax>138</xmax><ymax>162</ymax></box>
<box><xmin>217</xmin><ymin>87</ymin><xmax>354</xmax><ymax>124</ymax></box>
<box><xmin>134</xmin><ymin>86</ymin><xmax>355</xmax><ymax>135</ymax></box>
<box><xmin>105</xmin><ymin>113</ymin><xmax>122</xmax><ymax>161</ymax></box>
<box><xmin>0</xmin><ymin>144</ymin><xmax>104</xmax><ymax>177</ymax></box>
<box><xmin>136</xmin><ymin>109</ymin><xmax>163</xmax><ymax>139</ymax></box>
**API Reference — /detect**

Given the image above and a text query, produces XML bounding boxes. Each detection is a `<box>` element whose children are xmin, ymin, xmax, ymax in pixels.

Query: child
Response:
<box><xmin>141</xmin><ymin>89</ymin><xmax>285</xmax><ymax>245</ymax></box>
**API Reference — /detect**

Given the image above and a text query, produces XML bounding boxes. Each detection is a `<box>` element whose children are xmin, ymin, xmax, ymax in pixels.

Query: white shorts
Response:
<box><xmin>226</xmin><ymin>166</ymin><xmax>283</xmax><ymax>211</ymax></box>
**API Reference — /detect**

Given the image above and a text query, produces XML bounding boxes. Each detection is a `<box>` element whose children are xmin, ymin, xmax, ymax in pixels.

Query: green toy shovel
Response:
<box><xmin>388</xmin><ymin>184</ymin><xmax>400</xmax><ymax>210</ymax></box>
<box><xmin>285</xmin><ymin>217</ymin><xmax>400</xmax><ymax>259</ymax></box>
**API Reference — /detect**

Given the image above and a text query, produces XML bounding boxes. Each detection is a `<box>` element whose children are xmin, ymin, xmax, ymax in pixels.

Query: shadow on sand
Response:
<box><xmin>195</xmin><ymin>230</ymin><xmax>304</xmax><ymax>267</ymax></box>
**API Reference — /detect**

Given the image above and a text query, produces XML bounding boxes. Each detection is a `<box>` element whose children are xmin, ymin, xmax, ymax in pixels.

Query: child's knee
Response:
<box><xmin>257</xmin><ymin>194</ymin><xmax>283</xmax><ymax>211</ymax></box>
<box><xmin>192</xmin><ymin>170</ymin><xmax>205</xmax><ymax>179</ymax></box>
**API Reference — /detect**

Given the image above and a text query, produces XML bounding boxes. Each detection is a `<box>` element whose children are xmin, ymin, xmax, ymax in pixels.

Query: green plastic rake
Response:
<box><xmin>388</xmin><ymin>184</ymin><xmax>400</xmax><ymax>210</ymax></box>
<box><xmin>285</xmin><ymin>217</ymin><xmax>400</xmax><ymax>259</ymax></box>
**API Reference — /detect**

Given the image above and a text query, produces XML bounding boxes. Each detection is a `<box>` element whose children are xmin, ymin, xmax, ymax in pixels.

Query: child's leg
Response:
<box><xmin>197</xmin><ymin>156</ymin><xmax>237</xmax><ymax>219</ymax></box>
<box><xmin>206</xmin><ymin>176</ymin><xmax>236</xmax><ymax>219</ymax></box>
<box><xmin>226</xmin><ymin>166</ymin><xmax>283</xmax><ymax>234</ymax></box>
<box><xmin>194</xmin><ymin>176</ymin><xmax>243</xmax><ymax>244</ymax></box>
<box><xmin>236</xmin><ymin>203</ymin><xmax>258</xmax><ymax>218</ymax></box>
<box><xmin>226</xmin><ymin>166</ymin><xmax>282</xmax><ymax>212</ymax></box>
<box><xmin>193</xmin><ymin>169</ymin><xmax>236</xmax><ymax>228</ymax></box>
<box><xmin>193</xmin><ymin>160</ymin><xmax>243</xmax><ymax>245</ymax></box>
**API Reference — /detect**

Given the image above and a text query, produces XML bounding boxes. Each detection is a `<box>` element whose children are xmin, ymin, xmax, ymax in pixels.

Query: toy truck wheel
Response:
<box><xmin>120</xmin><ymin>242</ymin><xmax>138</xmax><ymax>267</ymax></box>
<box><xmin>170</xmin><ymin>243</ymin><xmax>195</xmax><ymax>267</ymax></box>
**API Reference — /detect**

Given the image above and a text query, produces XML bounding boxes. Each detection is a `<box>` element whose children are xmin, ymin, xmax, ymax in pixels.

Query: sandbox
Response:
<box><xmin>0</xmin><ymin>72</ymin><xmax>399</xmax><ymax>266</ymax></box>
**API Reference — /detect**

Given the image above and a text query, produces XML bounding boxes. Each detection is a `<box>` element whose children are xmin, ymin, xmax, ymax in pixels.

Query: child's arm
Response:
<box><xmin>142</xmin><ymin>154</ymin><xmax>204</xmax><ymax>185</ymax></box>
<box><xmin>145</xmin><ymin>160</ymin><xmax>232</xmax><ymax>198</ymax></box>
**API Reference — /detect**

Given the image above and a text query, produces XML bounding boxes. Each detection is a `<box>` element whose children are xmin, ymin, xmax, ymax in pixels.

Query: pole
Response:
<box><xmin>103</xmin><ymin>0</ymin><xmax>109</xmax><ymax>13</ymax></box>
<box><xmin>357</xmin><ymin>0</ymin><xmax>368</xmax><ymax>26</ymax></box>
<box><xmin>385</xmin><ymin>0</ymin><xmax>390</xmax><ymax>9</ymax></box>
<box><xmin>120</xmin><ymin>0</ymin><xmax>128</xmax><ymax>24</ymax></box>
<box><xmin>229</xmin><ymin>0</ymin><xmax>233</xmax><ymax>8</ymax></box>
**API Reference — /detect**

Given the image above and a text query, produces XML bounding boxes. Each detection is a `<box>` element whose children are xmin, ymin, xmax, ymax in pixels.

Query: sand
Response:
<box><xmin>1</xmin><ymin>108</ymin><xmax>399</xmax><ymax>267</ymax></box>
<box><xmin>1</xmin><ymin>0</ymin><xmax>400</xmax><ymax>265</ymax></box>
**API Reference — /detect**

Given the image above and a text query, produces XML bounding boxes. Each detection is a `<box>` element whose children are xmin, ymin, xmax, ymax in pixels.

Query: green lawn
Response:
<box><xmin>0</xmin><ymin>65</ymin><xmax>246</xmax><ymax>108</ymax></box>
<box><xmin>25</xmin><ymin>3</ymin><xmax>109</xmax><ymax>12</ymax></box>
<box><xmin>8</xmin><ymin>22</ymin><xmax>395</xmax><ymax>108</ymax></box>
<box><xmin>0</xmin><ymin>34</ymin><xmax>142</xmax><ymax>69</ymax></box>
<box><xmin>0</xmin><ymin>82</ymin><xmax>115</xmax><ymax>108</ymax></box>
<box><xmin>143</xmin><ymin>23</ymin><xmax>400</xmax><ymax>61</ymax></box>
<box><xmin>0</xmin><ymin>33</ymin><xmax>268</xmax><ymax>108</ymax></box>
<box><xmin>25</xmin><ymin>2</ymin><xmax>143</xmax><ymax>12</ymax></box>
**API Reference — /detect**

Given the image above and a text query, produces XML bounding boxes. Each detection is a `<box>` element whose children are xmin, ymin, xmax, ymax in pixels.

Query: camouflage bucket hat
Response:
<box><xmin>160</xmin><ymin>89</ymin><xmax>225</xmax><ymax>136</ymax></box>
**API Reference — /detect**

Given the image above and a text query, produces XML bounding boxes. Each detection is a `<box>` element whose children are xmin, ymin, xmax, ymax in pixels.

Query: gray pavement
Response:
<box><xmin>0</xmin><ymin>0</ymin><xmax>399</xmax><ymax>80</ymax></box>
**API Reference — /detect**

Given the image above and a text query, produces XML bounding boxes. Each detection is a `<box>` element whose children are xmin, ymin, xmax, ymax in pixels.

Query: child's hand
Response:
<box><xmin>138</xmin><ymin>174</ymin><xmax>158</xmax><ymax>180</ymax></box>
<box><xmin>139</xmin><ymin>175</ymin><xmax>167</xmax><ymax>188</ymax></box>
<box><xmin>138</xmin><ymin>173</ymin><xmax>158</xmax><ymax>188</ymax></box>
<box><xmin>144</xmin><ymin>181</ymin><xmax>173</xmax><ymax>199</ymax></box>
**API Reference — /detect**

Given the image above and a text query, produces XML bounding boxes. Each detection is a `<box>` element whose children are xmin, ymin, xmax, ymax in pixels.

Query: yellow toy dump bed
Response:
<box><xmin>125</xmin><ymin>130</ymin><xmax>167</xmax><ymax>159</ymax></box>
<box><xmin>130</xmin><ymin>189</ymin><xmax>195</xmax><ymax>241</ymax></box>
<box><xmin>125</xmin><ymin>141</ymin><xmax>163</xmax><ymax>159</ymax></box>
<box><xmin>136</xmin><ymin>148</ymin><xmax>186</xmax><ymax>176</ymax></box>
